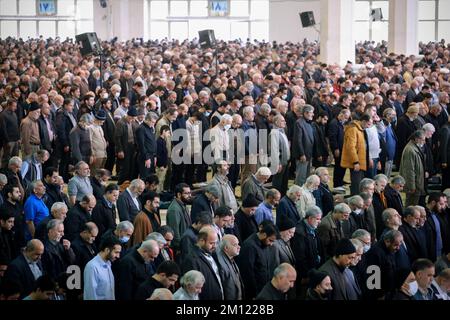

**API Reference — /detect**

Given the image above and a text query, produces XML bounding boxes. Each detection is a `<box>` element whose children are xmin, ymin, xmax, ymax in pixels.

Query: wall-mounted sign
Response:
<box><xmin>37</xmin><ymin>0</ymin><xmax>57</xmax><ymax>16</ymax></box>
<box><xmin>209</xmin><ymin>0</ymin><xmax>229</xmax><ymax>17</ymax></box>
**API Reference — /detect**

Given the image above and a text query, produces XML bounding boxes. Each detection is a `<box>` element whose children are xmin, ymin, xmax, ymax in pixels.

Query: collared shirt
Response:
<box><xmin>202</xmin><ymin>251</ymin><xmax>224</xmax><ymax>299</ymax></box>
<box><xmin>24</xmin><ymin>254</ymin><xmax>42</xmax><ymax>280</ymax></box>
<box><xmin>68</xmin><ymin>175</ymin><xmax>93</xmax><ymax>202</ymax></box>
<box><xmin>431</xmin><ymin>279</ymin><xmax>449</xmax><ymax>300</ymax></box>
<box><xmin>24</xmin><ymin>194</ymin><xmax>49</xmax><ymax>240</ymax></box>
<box><xmin>83</xmin><ymin>254</ymin><xmax>115</xmax><ymax>300</ymax></box>
<box><xmin>127</xmin><ymin>188</ymin><xmax>141</xmax><ymax>211</ymax></box>
<box><xmin>255</xmin><ymin>201</ymin><xmax>274</xmax><ymax>225</ymax></box>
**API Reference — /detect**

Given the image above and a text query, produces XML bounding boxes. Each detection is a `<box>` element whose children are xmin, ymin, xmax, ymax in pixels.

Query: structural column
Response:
<box><xmin>93</xmin><ymin>0</ymin><xmax>145</xmax><ymax>41</ymax></box>
<box><xmin>320</xmin><ymin>0</ymin><xmax>355</xmax><ymax>66</ymax></box>
<box><xmin>388</xmin><ymin>0</ymin><xmax>418</xmax><ymax>56</ymax></box>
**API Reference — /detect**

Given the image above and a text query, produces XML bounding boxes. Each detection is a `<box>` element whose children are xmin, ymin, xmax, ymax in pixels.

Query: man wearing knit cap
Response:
<box><xmin>305</xmin><ymin>269</ymin><xmax>332</xmax><ymax>300</ymax></box>
<box><xmin>234</xmin><ymin>194</ymin><xmax>259</xmax><ymax>243</ymax></box>
<box><xmin>269</xmin><ymin>216</ymin><xmax>296</xmax><ymax>299</ymax></box>
<box><xmin>318</xmin><ymin>238</ymin><xmax>357</xmax><ymax>300</ymax></box>
<box><xmin>20</xmin><ymin>101</ymin><xmax>41</xmax><ymax>158</ymax></box>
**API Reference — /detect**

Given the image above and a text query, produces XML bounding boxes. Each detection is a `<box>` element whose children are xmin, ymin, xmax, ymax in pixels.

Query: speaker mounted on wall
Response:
<box><xmin>75</xmin><ymin>32</ymin><xmax>102</xmax><ymax>56</ymax></box>
<box><xmin>198</xmin><ymin>29</ymin><xmax>216</xmax><ymax>48</ymax></box>
<box><xmin>299</xmin><ymin>11</ymin><xmax>316</xmax><ymax>28</ymax></box>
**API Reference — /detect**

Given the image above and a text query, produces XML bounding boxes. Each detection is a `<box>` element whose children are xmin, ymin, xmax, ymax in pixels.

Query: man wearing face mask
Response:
<box><xmin>343</xmin><ymin>196</ymin><xmax>367</xmax><ymax>238</ymax></box>
<box><xmin>395</xmin><ymin>105</ymin><xmax>420</xmax><ymax>169</ymax></box>
<box><xmin>305</xmin><ymin>269</ymin><xmax>332</xmax><ymax>300</ymax></box>
<box><xmin>410</xmin><ymin>258</ymin><xmax>435</xmax><ymax>300</ymax></box>
<box><xmin>399</xmin><ymin>130</ymin><xmax>426</xmax><ymax>206</ymax></box>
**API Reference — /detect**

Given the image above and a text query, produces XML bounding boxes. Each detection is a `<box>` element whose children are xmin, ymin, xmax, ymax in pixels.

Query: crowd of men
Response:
<box><xmin>0</xmin><ymin>36</ymin><xmax>450</xmax><ymax>300</ymax></box>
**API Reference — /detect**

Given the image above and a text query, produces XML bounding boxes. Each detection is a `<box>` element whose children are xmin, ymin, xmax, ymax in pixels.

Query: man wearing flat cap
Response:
<box><xmin>319</xmin><ymin>238</ymin><xmax>357</xmax><ymax>300</ymax></box>
<box><xmin>20</xmin><ymin>101</ymin><xmax>41</xmax><ymax>159</ymax></box>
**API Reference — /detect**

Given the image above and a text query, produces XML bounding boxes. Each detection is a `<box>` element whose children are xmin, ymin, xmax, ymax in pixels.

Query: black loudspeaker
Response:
<box><xmin>198</xmin><ymin>29</ymin><xmax>216</xmax><ymax>48</ymax></box>
<box><xmin>299</xmin><ymin>11</ymin><xmax>316</xmax><ymax>28</ymax></box>
<box><xmin>75</xmin><ymin>32</ymin><xmax>101</xmax><ymax>56</ymax></box>
<box><xmin>370</xmin><ymin>8</ymin><xmax>383</xmax><ymax>21</ymax></box>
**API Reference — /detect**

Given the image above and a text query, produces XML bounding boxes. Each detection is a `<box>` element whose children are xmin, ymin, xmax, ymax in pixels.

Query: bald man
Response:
<box><xmin>256</xmin><ymin>263</ymin><xmax>297</xmax><ymax>300</ymax></box>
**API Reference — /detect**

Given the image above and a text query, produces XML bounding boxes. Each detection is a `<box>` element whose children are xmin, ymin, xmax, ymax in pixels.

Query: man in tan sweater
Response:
<box><xmin>90</xmin><ymin>110</ymin><xmax>108</xmax><ymax>171</ymax></box>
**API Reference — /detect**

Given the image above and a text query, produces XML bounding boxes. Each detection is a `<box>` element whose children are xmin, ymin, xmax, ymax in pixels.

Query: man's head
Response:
<box><xmin>115</xmin><ymin>221</ymin><xmax>134</xmax><ymax>244</ymax></box>
<box><xmin>8</xmin><ymin>157</ymin><xmax>22</xmax><ymax>174</ymax></box>
<box><xmin>139</xmin><ymin>239</ymin><xmax>160</xmax><ymax>263</ymax></box>
<box><xmin>214</xmin><ymin>206</ymin><xmax>233</xmax><ymax>229</ymax></box>
<box><xmin>180</xmin><ymin>270</ymin><xmax>205</xmax><ymax>298</ymax></box>
<box><xmin>31</xmin><ymin>275</ymin><xmax>56</xmax><ymax>300</ymax></box>
<box><xmin>382</xmin><ymin>208</ymin><xmax>402</xmax><ymax>229</ymax></box>
<box><xmin>315</xmin><ymin>167</ymin><xmax>330</xmax><ymax>185</ymax></box>
<box><xmin>278</xmin><ymin>217</ymin><xmax>296</xmax><ymax>242</ymax></box>
<box><xmin>333</xmin><ymin>239</ymin><xmax>357</xmax><ymax>268</ymax></box>
<box><xmin>359</xmin><ymin>178</ymin><xmax>375</xmax><ymax>195</ymax></box>
<box><xmin>47</xmin><ymin>219</ymin><xmax>64</xmax><ymax>242</ymax></box>
<box><xmin>98</xmin><ymin>235</ymin><xmax>122</xmax><ymax>262</ymax></box>
<box><xmin>332</xmin><ymin>203</ymin><xmax>351</xmax><ymax>221</ymax></box>
<box><xmin>204</xmin><ymin>185</ymin><xmax>220</xmax><ymax>205</ymax></box>
<box><xmin>308</xmin><ymin>270</ymin><xmax>332</xmax><ymax>297</ymax></box>
<box><xmin>0</xmin><ymin>211</ymin><xmax>14</xmax><ymax>231</ymax></box>
<box><xmin>304</xmin><ymin>205</ymin><xmax>322</xmax><ymax>229</ymax></box>
<box><xmin>415</xmin><ymin>206</ymin><xmax>427</xmax><ymax>227</ymax></box>
<box><xmin>129</xmin><ymin>179</ymin><xmax>145</xmax><ymax>196</ymax></box>
<box><xmin>175</xmin><ymin>183</ymin><xmax>191</xmax><ymax>204</ymax></box>
<box><xmin>272</xmin><ymin>263</ymin><xmax>297</xmax><ymax>293</ymax></box>
<box><xmin>24</xmin><ymin>239</ymin><xmax>44</xmax><ymax>262</ymax></box>
<box><xmin>220</xmin><ymin>234</ymin><xmax>240</xmax><ymax>258</ymax></box>
<box><xmin>302</xmin><ymin>105</ymin><xmax>314</xmax><ymax>121</ymax></box>
<box><xmin>80</xmin><ymin>222</ymin><xmax>98</xmax><ymax>244</ymax></box>
<box><xmin>427</xmin><ymin>192</ymin><xmax>446</xmax><ymax>213</ymax></box>
<box><xmin>412</xmin><ymin>258</ymin><xmax>435</xmax><ymax>290</ymax></box>
<box><xmin>241</xmin><ymin>194</ymin><xmax>259</xmax><ymax>216</ymax></box>
<box><xmin>75</xmin><ymin>161</ymin><xmax>90</xmax><ymax>177</ymax></box>
<box><xmin>383</xmin><ymin>229</ymin><xmax>404</xmax><ymax>253</ymax></box>
<box><xmin>265</xmin><ymin>189</ymin><xmax>281</xmax><ymax>208</ymax></box>
<box><xmin>197</xmin><ymin>226</ymin><xmax>218</xmax><ymax>254</ymax></box>
<box><xmin>104</xmin><ymin>183</ymin><xmax>120</xmax><ymax>204</ymax></box>
<box><xmin>3</xmin><ymin>185</ymin><xmax>21</xmax><ymax>203</ymax></box>
<box><xmin>347</xmin><ymin>195</ymin><xmax>364</xmax><ymax>213</ymax></box>
<box><xmin>286</xmin><ymin>185</ymin><xmax>302</xmax><ymax>203</ymax></box>
<box><xmin>255</xmin><ymin>167</ymin><xmax>272</xmax><ymax>184</ymax></box>
<box><xmin>80</xmin><ymin>195</ymin><xmax>97</xmax><ymax>214</ymax></box>
<box><xmin>154</xmin><ymin>261</ymin><xmax>181</xmax><ymax>289</ymax></box>
<box><xmin>43</xmin><ymin>167</ymin><xmax>58</xmax><ymax>185</ymax></box>
<box><xmin>31</xmin><ymin>180</ymin><xmax>46</xmax><ymax>198</ymax></box>
<box><xmin>434</xmin><ymin>268</ymin><xmax>450</xmax><ymax>293</ymax></box>
<box><xmin>374</xmin><ymin>174</ymin><xmax>388</xmax><ymax>193</ymax></box>
<box><xmin>142</xmin><ymin>191</ymin><xmax>160</xmax><ymax>212</ymax></box>
<box><xmin>257</xmin><ymin>220</ymin><xmax>279</xmax><ymax>247</ymax></box>
<box><xmin>403</xmin><ymin>206</ymin><xmax>420</xmax><ymax>228</ymax></box>
<box><xmin>390</xmin><ymin>175</ymin><xmax>405</xmax><ymax>192</ymax></box>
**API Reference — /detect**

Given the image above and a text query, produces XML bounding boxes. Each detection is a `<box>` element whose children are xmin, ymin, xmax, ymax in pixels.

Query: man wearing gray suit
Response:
<box><xmin>269</xmin><ymin>114</ymin><xmax>291</xmax><ymax>196</ymax></box>
<box><xmin>292</xmin><ymin>105</ymin><xmax>316</xmax><ymax>186</ymax></box>
<box><xmin>217</xmin><ymin>234</ymin><xmax>244</xmax><ymax>300</ymax></box>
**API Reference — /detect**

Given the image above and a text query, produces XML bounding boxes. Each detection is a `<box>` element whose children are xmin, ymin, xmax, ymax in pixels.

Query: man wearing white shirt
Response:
<box><xmin>84</xmin><ymin>236</ymin><xmax>122</xmax><ymax>300</ymax></box>
<box><xmin>430</xmin><ymin>268</ymin><xmax>450</xmax><ymax>300</ymax></box>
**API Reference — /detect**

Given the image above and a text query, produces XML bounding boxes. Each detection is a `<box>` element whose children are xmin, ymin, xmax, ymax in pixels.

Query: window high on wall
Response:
<box><xmin>0</xmin><ymin>0</ymin><xmax>94</xmax><ymax>40</ymax></box>
<box><xmin>354</xmin><ymin>0</ymin><xmax>389</xmax><ymax>43</ymax></box>
<box><xmin>146</xmin><ymin>0</ymin><xmax>269</xmax><ymax>41</ymax></box>
<box><xmin>418</xmin><ymin>0</ymin><xmax>450</xmax><ymax>43</ymax></box>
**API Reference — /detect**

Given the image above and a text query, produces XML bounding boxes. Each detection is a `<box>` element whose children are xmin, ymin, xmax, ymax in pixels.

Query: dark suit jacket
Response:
<box><xmin>276</xmin><ymin>196</ymin><xmax>301</xmax><ymax>226</ymax></box>
<box><xmin>55</xmin><ymin>109</ymin><xmax>75</xmax><ymax>150</ymax></box>
<box><xmin>90</xmin><ymin>177</ymin><xmax>105</xmax><ymax>201</ymax></box>
<box><xmin>114</xmin><ymin>118</ymin><xmax>138</xmax><ymax>154</ymax></box>
<box><xmin>234</xmin><ymin>208</ymin><xmax>258</xmax><ymax>244</ymax></box>
<box><xmin>313</xmin><ymin>183</ymin><xmax>334</xmax><ymax>216</ymax></box>
<box><xmin>4</xmin><ymin>254</ymin><xmax>43</xmax><ymax>298</ymax></box>
<box><xmin>101</xmin><ymin>108</ymin><xmax>115</xmax><ymax>143</ymax></box>
<box><xmin>64</xmin><ymin>203</ymin><xmax>92</xmax><ymax>241</ymax></box>
<box><xmin>38</xmin><ymin>115</ymin><xmax>55</xmax><ymax>152</ymax></box>
<box><xmin>191</xmin><ymin>192</ymin><xmax>215</xmax><ymax>223</ymax></box>
<box><xmin>291</xmin><ymin>220</ymin><xmax>324</xmax><ymax>279</ymax></box>
<box><xmin>181</xmin><ymin>246</ymin><xmax>223</xmax><ymax>300</ymax></box>
<box><xmin>216</xmin><ymin>249</ymin><xmax>244</xmax><ymax>300</ymax></box>
<box><xmin>117</xmin><ymin>189</ymin><xmax>141</xmax><ymax>223</ymax></box>
<box><xmin>292</xmin><ymin>117</ymin><xmax>315</xmax><ymax>160</ymax></box>
<box><xmin>384</xmin><ymin>184</ymin><xmax>404</xmax><ymax>216</ymax></box>
<box><xmin>135</xmin><ymin>122</ymin><xmax>156</xmax><ymax>161</ymax></box>
<box><xmin>41</xmin><ymin>239</ymin><xmax>76</xmax><ymax>279</ymax></box>
<box><xmin>92</xmin><ymin>198</ymin><xmax>117</xmax><ymax>240</ymax></box>
<box><xmin>317</xmin><ymin>213</ymin><xmax>344</xmax><ymax>260</ymax></box>
<box><xmin>318</xmin><ymin>258</ymin><xmax>350</xmax><ymax>300</ymax></box>
<box><xmin>399</xmin><ymin>223</ymin><xmax>428</xmax><ymax>263</ymax></box>
<box><xmin>71</xmin><ymin>236</ymin><xmax>97</xmax><ymax>271</ymax></box>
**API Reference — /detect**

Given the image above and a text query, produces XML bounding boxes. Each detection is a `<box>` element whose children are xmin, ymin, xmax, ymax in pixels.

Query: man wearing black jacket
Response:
<box><xmin>384</xmin><ymin>176</ymin><xmax>405</xmax><ymax>216</ymax></box>
<box><xmin>63</xmin><ymin>195</ymin><xmax>96</xmax><ymax>241</ymax></box>
<box><xmin>100</xmin><ymin>98</ymin><xmax>116</xmax><ymax>173</ymax></box>
<box><xmin>55</xmin><ymin>99</ymin><xmax>77</xmax><ymax>182</ymax></box>
<box><xmin>42</xmin><ymin>167</ymin><xmax>63</xmax><ymax>211</ymax></box>
<box><xmin>91</xmin><ymin>184</ymin><xmax>120</xmax><ymax>243</ymax></box>
<box><xmin>71</xmin><ymin>222</ymin><xmax>98</xmax><ymax>272</ymax></box>
<box><xmin>135</xmin><ymin>112</ymin><xmax>158</xmax><ymax>180</ymax></box>
<box><xmin>0</xmin><ymin>99</ymin><xmax>20</xmax><ymax>169</ymax></box>
<box><xmin>327</xmin><ymin>109</ymin><xmax>350</xmax><ymax>188</ymax></box>
<box><xmin>190</xmin><ymin>185</ymin><xmax>220</xmax><ymax>222</ymax></box>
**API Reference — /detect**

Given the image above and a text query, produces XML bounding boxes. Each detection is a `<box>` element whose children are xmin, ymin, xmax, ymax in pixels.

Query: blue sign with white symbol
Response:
<box><xmin>38</xmin><ymin>0</ymin><xmax>57</xmax><ymax>16</ymax></box>
<box><xmin>209</xmin><ymin>0</ymin><xmax>229</xmax><ymax>17</ymax></box>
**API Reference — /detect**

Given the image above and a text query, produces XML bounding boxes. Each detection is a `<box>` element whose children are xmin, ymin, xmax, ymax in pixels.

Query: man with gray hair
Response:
<box><xmin>67</xmin><ymin>161</ymin><xmax>93</xmax><ymax>206</ymax></box>
<box><xmin>276</xmin><ymin>185</ymin><xmax>302</xmax><ymax>226</ymax></box>
<box><xmin>240</xmin><ymin>105</ymin><xmax>258</xmax><ymax>183</ymax></box>
<box><xmin>20</xmin><ymin>149</ymin><xmax>50</xmax><ymax>189</ymax></box>
<box><xmin>372</xmin><ymin>174</ymin><xmax>389</xmax><ymax>239</ymax></box>
<box><xmin>115</xmin><ymin>239</ymin><xmax>160</xmax><ymax>300</ymax></box>
<box><xmin>292</xmin><ymin>105</ymin><xmax>316</xmax><ymax>186</ymax></box>
<box><xmin>216</xmin><ymin>234</ymin><xmax>244</xmax><ymax>300</ymax></box>
<box><xmin>313</xmin><ymin>167</ymin><xmax>334</xmax><ymax>216</ymax></box>
<box><xmin>241</xmin><ymin>166</ymin><xmax>271</xmax><ymax>204</ymax></box>
<box><xmin>343</xmin><ymin>195</ymin><xmax>368</xmax><ymax>238</ymax></box>
<box><xmin>35</xmin><ymin>202</ymin><xmax>68</xmax><ymax>241</ymax></box>
<box><xmin>117</xmin><ymin>178</ymin><xmax>145</xmax><ymax>222</ymax></box>
<box><xmin>210</xmin><ymin>113</ymin><xmax>232</xmax><ymax>163</ymax></box>
<box><xmin>399</xmin><ymin>129</ymin><xmax>427</xmax><ymax>206</ymax></box>
<box><xmin>173</xmin><ymin>270</ymin><xmax>205</xmax><ymax>300</ymax></box>
<box><xmin>135</xmin><ymin>112</ymin><xmax>158</xmax><ymax>180</ymax></box>
<box><xmin>297</xmin><ymin>174</ymin><xmax>320</xmax><ymax>217</ymax></box>
<box><xmin>256</xmin><ymin>263</ymin><xmax>297</xmax><ymax>300</ymax></box>
<box><xmin>317</xmin><ymin>203</ymin><xmax>351</xmax><ymax>259</ymax></box>
<box><xmin>269</xmin><ymin>114</ymin><xmax>290</xmax><ymax>196</ymax></box>
<box><xmin>24</xmin><ymin>180</ymin><xmax>49</xmax><ymax>241</ymax></box>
